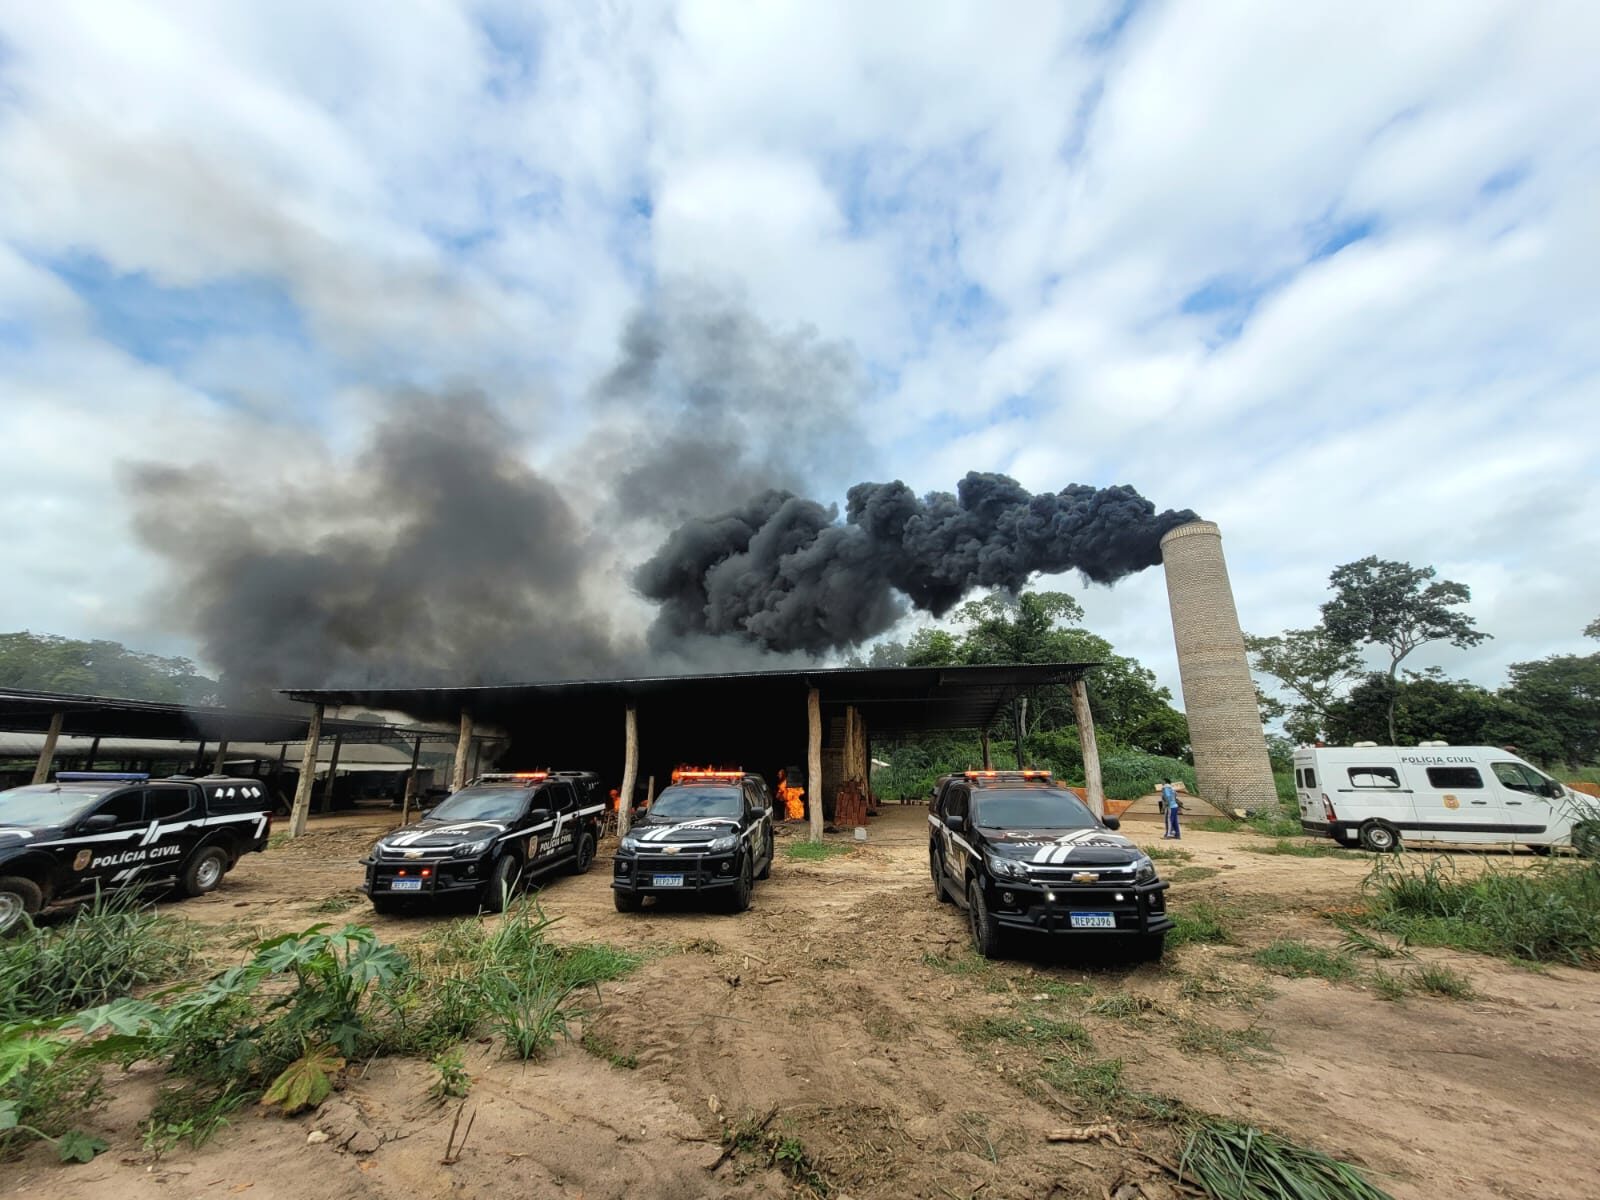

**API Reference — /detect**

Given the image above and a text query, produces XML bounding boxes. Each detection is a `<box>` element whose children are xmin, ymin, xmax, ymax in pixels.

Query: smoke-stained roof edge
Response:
<box><xmin>283</xmin><ymin>662</ymin><xmax>1104</xmax><ymax>737</ymax></box>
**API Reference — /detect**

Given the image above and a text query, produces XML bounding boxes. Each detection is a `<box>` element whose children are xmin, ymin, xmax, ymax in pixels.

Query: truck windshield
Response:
<box><xmin>427</xmin><ymin>787</ymin><xmax>530</xmax><ymax>822</ymax></box>
<box><xmin>973</xmin><ymin>789</ymin><xmax>1098</xmax><ymax>830</ymax></box>
<box><xmin>649</xmin><ymin>787</ymin><xmax>742</xmax><ymax>819</ymax></box>
<box><xmin>0</xmin><ymin>785</ymin><xmax>109</xmax><ymax>828</ymax></box>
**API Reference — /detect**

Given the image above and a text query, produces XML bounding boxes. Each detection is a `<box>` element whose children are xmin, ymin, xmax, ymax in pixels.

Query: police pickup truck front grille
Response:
<box><xmin>377</xmin><ymin>845</ymin><xmax>454</xmax><ymax>862</ymax></box>
<box><xmin>1028</xmin><ymin>864</ymin><xmax>1137</xmax><ymax>885</ymax></box>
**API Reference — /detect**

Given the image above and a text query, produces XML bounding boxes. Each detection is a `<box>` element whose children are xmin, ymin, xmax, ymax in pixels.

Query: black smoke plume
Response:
<box><xmin>637</xmin><ymin>473</ymin><xmax>1198</xmax><ymax>654</ymax></box>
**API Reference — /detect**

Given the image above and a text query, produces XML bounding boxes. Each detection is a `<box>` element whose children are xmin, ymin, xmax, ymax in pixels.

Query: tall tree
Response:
<box><xmin>0</xmin><ymin>631</ymin><xmax>218</xmax><ymax>704</ymax></box>
<box><xmin>1502</xmin><ymin>653</ymin><xmax>1600</xmax><ymax>769</ymax></box>
<box><xmin>1324</xmin><ymin>670</ymin><xmax>1559</xmax><ymax>762</ymax></box>
<box><xmin>1319</xmin><ymin>557</ymin><xmax>1489</xmax><ymax>744</ymax></box>
<box><xmin>1586</xmin><ymin>616</ymin><xmax>1599</xmax><ymax>640</ymax></box>
<box><xmin>1244</xmin><ymin>626</ymin><xmax>1363</xmax><ymax>743</ymax></box>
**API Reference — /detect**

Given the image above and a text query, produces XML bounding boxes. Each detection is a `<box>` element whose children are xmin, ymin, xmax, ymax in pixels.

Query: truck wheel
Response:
<box><xmin>968</xmin><ymin>881</ymin><xmax>1003</xmax><ymax>959</ymax></box>
<box><xmin>1573</xmin><ymin>821</ymin><xmax>1600</xmax><ymax>860</ymax></box>
<box><xmin>931</xmin><ymin>847</ymin><xmax>951</xmax><ymax>903</ymax></box>
<box><xmin>613</xmin><ymin>888</ymin><xmax>642</xmax><ymax>913</ymax></box>
<box><xmin>0</xmin><ymin>876</ymin><xmax>43</xmax><ymax>935</ymax></box>
<box><xmin>1359</xmin><ymin>821</ymin><xmax>1400</xmax><ymax>853</ymax></box>
<box><xmin>1132</xmin><ymin>932</ymin><xmax>1166</xmax><ymax>963</ymax></box>
<box><xmin>726</xmin><ymin>856</ymin><xmax>753</xmax><ymax>913</ymax></box>
<box><xmin>481</xmin><ymin>855</ymin><xmax>521</xmax><ymax>913</ymax></box>
<box><xmin>1526</xmin><ymin>843</ymin><xmax>1553</xmax><ymax>857</ymax></box>
<box><xmin>571</xmin><ymin>832</ymin><xmax>596</xmax><ymax>875</ymax></box>
<box><xmin>180</xmin><ymin>846</ymin><xmax>230</xmax><ymax>898</ymax></box>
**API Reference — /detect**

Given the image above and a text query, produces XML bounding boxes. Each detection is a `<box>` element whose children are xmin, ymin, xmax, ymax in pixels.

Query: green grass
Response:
<box><xmin>1196</xmin><ymin>817</ymin><xmax>1241</xmax><ymax>834</ymax></box>
<box><xmin>722</xmin><ymin>1114</ymin><xmax>834</xmax><ymax>1198</ymax></box>
<box><xmin>1180</xmin><ymin>1116</ymin><xmax>1396</xmax><ymax>1200</ymax></box>
<box><xmin>1086</xmin><ymin>993</ymin><xmax>1155</xmax><ymax>1020</ymax></box>
<box><xmin>1367</xmin><ymin>969</ymin><xmax>1411</xmax><ymax>1001</ymax></box>
<box><xmin>312</xmin><ymin>893</ymin><xmax>361</xmax><ymax>914</ymax></box>
<box><xmin>1245</xmin><ymin>805</ymin><xmax>1305</xmax><ymax>838</ymax></box>
<box><xmin>580</xmin><ymin>1028</ymin><xmax>639</xmax><ymax>1070</ymax></box>
<box><xmin>1176</xmin><ymin>1021</ymin><xmax>1276</xmax><ymax>1062</ymax></box>
<box><xmin>1251</xmin><ymin>940</ymin><xmax>1359</xmax><ymax>982</ymax></box>
<box><xmin>1144</xmin><ymin>845</ymin><xmax>1193</xmax><ymax>863</ymax></box>
<box><xmin>1246</xmin><ymin>839</ymin><xmax>1352</xmax><ymax>858</ymax></box>
<box><xmin>962</xmin><ymin>1014</ymin><xmax>1091</xmax><ymax>1050</ymax></box>
<box><xmin>785</xmin><ymin>841</ymin><xmax>853</xmax><ymax>862</ymax></box>
<box><xmin>1413</xmin><ymin>964</ymin><xmax>1475</xmax><ymax>999</ymax></box>
<box><xmin>1177</xmin><ymin>967</ymin><xmax>1274</xmax><ymax>1009</ymax></box>
<box><xmin>1039</xmin><ymin>1057</ymin><xmax>1180</xmax><ymax>1120</ymax></box>
<box><xmin>1335</xmin><ymin>924</ymin><xmax>1414</xmax><ymax>961</ymax></box>
<box><xmin>1361</xmin><ymin>856</ymin><xmax>1600</xmax><ymax>964</ymax></box>
<box><xmin>1167</xmin><ymin>901</ymin><xmax>1236</xmax><ymax>949</ymax></box>
<box><xmin>0</xmin><ymin>892</ymin><xmax>198</xmax><ymax>1023</ymax></box>
<box><xmin>1171</xmin><ymin>866</ymin><xmax>1221</xmax><ymax>882</ymax></box>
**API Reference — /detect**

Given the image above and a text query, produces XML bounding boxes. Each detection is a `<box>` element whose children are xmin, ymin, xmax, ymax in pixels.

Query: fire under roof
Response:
<box><xmin>286</xmin><ymin>661</ymin><xmax>1101</xmax><ymax>739</ymax></box>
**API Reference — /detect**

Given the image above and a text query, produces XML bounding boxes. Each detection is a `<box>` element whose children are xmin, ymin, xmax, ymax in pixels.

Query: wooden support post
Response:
<box><xmin>211</xmin><ymin>740</ymin><xmax>230</xmax><ymax>775</ymax></box>
<box><xmin>980</xmin><ymin>730</ymin><xmax>992</xmax><ymax>770</ymax></box>
<box><xmin>289</xmin><ymin>704</ymin><xmax>324</xmax><ymax>838</ymax></box>
<box><xmin>32</xmin><ymin>712</ymin><xmax>64</xmax><ymax>785</ymax></box>
<box><xmin>618</xmin><ymin>703</ymin><xmax>638</xmax><ymax>837</ymax></box>
<box><xmin>807</xmin><ymin>687</ymin><xmax>823</xmax><ymax>842</ymax></box>
<box><xmin>84</xmin><ymin>735</ymin><xmax>101</xmax><ymax>771</ymax></box>
<box><xmin>645</xmin><ymin>774</ymin><xmax>656</xmax><ymax>807</ymax></box>
<box><xmin>1013</xmin><ymin>696</ymin><xmax>1028</xmax><ymax>769</ymax></box>
<box><xmin>1071</xmin><ymin>678</ymin><xmax>1105</xmax><ymax>819</ymax></box>
<box><xmin>450</xmin><ymin>711</ymin><xmax>474</xmax><ymax>792</ymax></box>
<box><xmin>319</xmin><ymin>735</ymin><xmax>344</xmax><ymax>813</ymax></box>
<box><xmin>193</xmin><ymin>739</ymin><xmax>208</xmax><ymax>776</ymax></box>
<box><xmin>401</xmin><ymin>736</ymin><xmax>422</xmax><ymax>825</ymax></box>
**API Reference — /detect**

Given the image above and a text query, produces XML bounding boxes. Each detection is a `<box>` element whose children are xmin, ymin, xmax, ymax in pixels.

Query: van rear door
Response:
<box><xmin>1292</xmin><ymin>756</ymin><xmax>1323</xmax><ymax>832</ymax></box>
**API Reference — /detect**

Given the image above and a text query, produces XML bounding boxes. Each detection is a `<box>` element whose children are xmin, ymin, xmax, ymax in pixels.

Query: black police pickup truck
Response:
<box><xmin>362</xmin><ymin>771</ymin><xmax>605</xmax><ymax>914</ymax></box>
<box><xmin>929</xmin><ymin>770</ymin><xmax>1172</xmax><ymax>961</ymax></box>
<box><xmin>612</xmin><ymin>769</ymin><xmax>774</xmax><ymax>913</ymax></box>
<box><xmin>0</xmin><ymin>771</ymin><xmax>272</xmax><ymax>933</ymax></box>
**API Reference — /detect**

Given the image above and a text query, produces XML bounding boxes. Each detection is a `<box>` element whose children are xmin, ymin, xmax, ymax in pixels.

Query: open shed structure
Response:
<box><xmin>0</xmin><ymin>688</ymin><xmax>458</xmax><ymax>831</ymax></box>
<box><xmin>287</xmin><ymin>661</ymin><xmax>1106</xmax><ymax>841</ymax></box>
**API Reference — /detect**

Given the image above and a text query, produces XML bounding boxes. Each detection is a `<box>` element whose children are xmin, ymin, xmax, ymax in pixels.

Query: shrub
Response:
<box><xmin>1168</xmin><ymin>902</ymin><xmax>1235</xmax><ymax>949</ymax></box>
<box><xmin>1251</xmin><ymin>941</ymin><xmax>1359</xmax><ymax>982</ymax></box>
<box><xmin>0</xmin><ymin>893</ymin><xmax>197</xmax><ymax>1023</ymax></box>
<box><xmin>1362</xmin><ymin>857</ymin><xmax>1600</xmax><ymax>964</ymax></box>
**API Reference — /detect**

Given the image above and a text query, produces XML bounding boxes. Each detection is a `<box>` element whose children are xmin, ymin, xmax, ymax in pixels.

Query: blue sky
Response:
<box><xmin>0</xmin><ymin>0</ymin><xmax>1596</xmax><ymax>702</ymax></box>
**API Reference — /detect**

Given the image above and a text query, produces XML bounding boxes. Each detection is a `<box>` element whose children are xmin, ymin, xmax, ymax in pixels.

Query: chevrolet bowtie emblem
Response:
<box><xmin>663</xmin><ymin>845</ymin><xmax>681</xmax><ymax>854</ymax></box>
<box><xmin>404</xmin><ymin>850</ymin><xmax>423</xmax><ymax>860</ymax></box>
<box><xmin>1071</xmin><ymin>872</ymin><xmax>1096</xmax><ymax>884</ymax></box>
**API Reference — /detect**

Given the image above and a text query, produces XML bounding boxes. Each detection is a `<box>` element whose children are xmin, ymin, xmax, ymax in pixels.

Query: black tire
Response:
<box><xmin>1573</xmin><ymin>821</ymin><xmax>1600</xmax><ymax>860</ymax></box>
<box><xmin>180</xmin><ymin>846</ymin><xmax>230</xmax><ymax>898</ymax></box>
<box><xmin>756</xmin><ymin>832</ymin><xmax>772</xmax><ymax>880</ymax></box>
<box><xmin>613</xmin><ymin>888</ymin><xmax>642</xmax><ymax>913</ymax></box>
<box><xmin>1131</xmin><ymin>932</ymin><xmax>1166</xmax><ymax>963</ymax></box>
<box><xmin>931</xmin><ymin>847</ymin><xmax>951</xmax><ymax>903</ymax></box>
<box><xmin>968</xmin><ymin>880</ymin><xmax>1003</xmax><ymax>959</ymax></box>
<box><xmin>1527</xmin><ymin>843</ymin><xmax>1553</xmax><ymax>857</ymax></box>
<box><xmin>0</xmin><ymin>876</ymin><xmax>44</xmax><ymax>936</ymax></box>
<box><xmin>1359</xmin><ymin>821</ymin><xmax>1401</xmax><ymax>853</ymax></box>
<box><xmin>480</xmin><ymin>854</ymin><xmax>521</xmax><ymax>913</ymax></box>
<box><xmin>370</xmin><ymin>894</ymin><xmax>404</xmax><ymax>915</ymax></box>
<box><xmin>726</xmin><ymin>855</ymin><xmax>753</xmax><ymax>914</ymax></box>
<box><xmin>571</xmin><ymin>832</ymin><xmax>596</xmax><ymax>875</ymax></box>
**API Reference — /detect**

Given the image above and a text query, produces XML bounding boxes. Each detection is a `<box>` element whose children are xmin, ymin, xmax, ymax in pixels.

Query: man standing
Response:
<box><xmin>1160</xmin><ymin>778</ymin><xmax>1182</xmax><ymax>839</ymax></box>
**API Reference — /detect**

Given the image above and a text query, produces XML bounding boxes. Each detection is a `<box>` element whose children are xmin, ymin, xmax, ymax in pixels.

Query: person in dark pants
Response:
<box><xmin>1160</xmin><ymin>778</ymin><xmax>1182</xmax><ymax>839</ymax></box>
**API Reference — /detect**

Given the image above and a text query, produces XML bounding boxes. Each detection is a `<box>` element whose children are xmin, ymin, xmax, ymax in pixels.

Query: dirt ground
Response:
<box><xmin>5</xmin><ymin>805</ymin><xmax>1598</xmax><ymax>1200</ymax></box>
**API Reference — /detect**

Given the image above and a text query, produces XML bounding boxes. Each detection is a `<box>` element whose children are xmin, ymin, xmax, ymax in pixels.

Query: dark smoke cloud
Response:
<box><xmin>637</xmin><ymin>473</ymin><xmax>1199</xmax><ymax>654</ymax></box>
<box><xmin>125</xmin><ymin>390</ymin><xmax>636</xmax><ymax>695</ymax></box>
<box><xmin>591</xmin><ymin>283</ymin><xmax>869</xmax><ymax>524</ymax></box>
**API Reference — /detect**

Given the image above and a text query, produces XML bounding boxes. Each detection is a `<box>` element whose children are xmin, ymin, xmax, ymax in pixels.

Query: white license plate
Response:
<box><xmin>1069</xmin><ymin>912</ymin><xmax>1115</xmax><ymax>929</ymax></box>
<box><xmin>389</xmin><ymin>879</ymin><xmax>423</xmax><ymax>892</ymax></box>
<box><xmin>652</xmin><ymin>874</ymin><xmax>685</xmax><ymax>888</ymax></box>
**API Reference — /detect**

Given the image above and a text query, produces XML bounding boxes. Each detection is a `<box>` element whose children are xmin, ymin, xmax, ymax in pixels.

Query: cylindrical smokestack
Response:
<box><xmin>1160</xmin><ymin>521</ymin><xmax>1278</xmax><ymax>814</ymax></box>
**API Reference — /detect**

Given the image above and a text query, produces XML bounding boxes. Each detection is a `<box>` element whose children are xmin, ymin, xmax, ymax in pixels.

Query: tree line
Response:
<box><xmin>0</xmin><ymin>631</ymin><xmax>219</xmax><ymax>706</ymax></box>
<box><xmin>1248</xmin><ymin>558</ymin><xmax>1598</xmax><ymax>770</ymax></box>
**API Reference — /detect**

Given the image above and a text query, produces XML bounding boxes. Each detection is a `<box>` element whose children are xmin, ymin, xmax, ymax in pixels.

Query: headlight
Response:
<box><xmin>1134</xmin><ymin>855</ymin><xmax>1157</xmax><ymax>884</ymax></box>
<box><xmin>988</xmin><ymin>856</ymin><xmax>1028</xmax><ymax>881</ymax></box>
<box><xmin>708</xmin><ymin>835</ymin><xmax>739</xmax><ymax>853</ymax></box>
<box><xmin>619</xmin><ymin>835</ymin><xmax>643</xmax><ymax>854</ymax></box>
<box><xmin>455</xmin><ymin>838</ymin><xmax>493</xmax><ymax>858</ymax></box>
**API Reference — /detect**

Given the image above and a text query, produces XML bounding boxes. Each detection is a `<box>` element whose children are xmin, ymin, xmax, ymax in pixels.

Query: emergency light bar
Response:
<box><xmin>671</xmin><ymin>767</ymin><xmax>745</xmax><ymax>782</ymax></box>
<box><xmin>55</xmin><ymin>772</ymin><xmax>150</xmax><ymax>783</ymax></box>
<box><xmin>477</xmin><ymin>772</ymin><xmax>549</xmax><ymax>783</ymax></box>
<box><xmin>964</xmin><ymin>769</ymin><xmax>1052</xmax><ymax>780</ymax></box>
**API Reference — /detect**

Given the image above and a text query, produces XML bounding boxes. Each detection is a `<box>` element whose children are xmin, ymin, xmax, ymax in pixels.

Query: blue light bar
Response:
<box><xmin>55</xmin><ymin>772</ymin><xmax>149</xmax><ymax>783</ymax></box>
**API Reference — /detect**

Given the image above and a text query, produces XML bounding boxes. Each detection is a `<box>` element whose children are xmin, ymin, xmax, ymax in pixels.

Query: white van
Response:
<box><xmin>1291</xmin><ymin>743</ymin><xmax>1586</xmax><ymax>853</ymax></box>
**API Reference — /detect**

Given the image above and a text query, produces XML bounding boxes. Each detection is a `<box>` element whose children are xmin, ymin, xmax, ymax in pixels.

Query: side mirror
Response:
<box><xmin>80</xmin><ymin>813</ymin><xmax>117</xmax><ymax>833</ymax></box>
<box><xmin>943</xmin><ymin>812</ymin><xmax>966</xmax><ymax>833</ymax></box>
<box><xmin>528</xmin><ymin>808</ymin><xmax>553</xmax><ymax>825</ymax></box>
<box><xmin>1545</xmin><ymin>781</ymin><xmax>1565</xmax><ymax>800</ymax></box>
<box><xmin>1102</xmin><ymin>816</ymin><xmax>1121</xmax><ymax>831</ymax></box>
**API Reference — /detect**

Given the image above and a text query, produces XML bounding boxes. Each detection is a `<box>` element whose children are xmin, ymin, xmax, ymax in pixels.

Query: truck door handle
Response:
<box><xmin>1470</xmin><ymin>800</ymin><xmax>1489</xmax><ymax>806</ymax></box>
<box><xmin>1505</xmin><ymin>800</ymin><xmax>1522</xmax><ymax>806</ymax></box>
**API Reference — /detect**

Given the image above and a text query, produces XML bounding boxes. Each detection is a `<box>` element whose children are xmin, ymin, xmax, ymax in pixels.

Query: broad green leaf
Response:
<box><xmin>55</xmin><ymin>1130</ymin><xmax>109</xmax><ymax>1163</ymax></box>
<box><xmin>260</xmin><ymin>1044</ymin><xmax>344</xmax><ymax>1114</ymax></box>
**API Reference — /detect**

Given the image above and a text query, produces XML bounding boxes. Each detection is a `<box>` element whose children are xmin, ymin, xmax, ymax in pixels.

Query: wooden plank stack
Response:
<box><xmin>835</xmin><ymin>778</ymin><xmax>870</xmax><ymax>828</ymax></box>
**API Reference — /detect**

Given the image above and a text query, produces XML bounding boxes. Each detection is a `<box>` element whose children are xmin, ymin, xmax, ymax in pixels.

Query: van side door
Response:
<box><xmin>543</xmin><ymin>782</ymin><xmax>579</xmax><ymax>864</ymax></box>
<box><xmin>942</xmin><ymin>785</ymin><xmax>973</xmax><ymax>899</ymax></box>
<box><xmin>144</xmin><ymin>782</ymin><xmax>205</xmax><ymax>881</ymax></box>
<box><xmin>69</xmin><ymin>788</ymin><xmax>151</xmax><ymax>895</ymax></box>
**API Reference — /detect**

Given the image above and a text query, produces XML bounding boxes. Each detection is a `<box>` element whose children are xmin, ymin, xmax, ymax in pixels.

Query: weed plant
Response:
<box><xmin>785</xmin><ymin>841</ymin><xmax>853</xmax><ymax>862</ymax></box>
<box><xmin>1167</xmin><ymin>902</ymin><xmax>1235</xmax><ymax>949</ymax></box>
<box><xmin>1251</xmin><ymin>941</ymin><xmax>1359</xmax><ymax>981</ymax></box>
<box><xmin>0</xmin><ymin>892</ymin><xmax>197</xmax><ymax>1023</ymax></box>
<box><xmin>1247</xmin><ymin>839</ymin><xmax>1352</xmax><ymax>858</ymax></box>
<box><xmin>1413</xmin><ymin>964</ymin><xmax>1474</xmax><ymax>999</ymax></box>
<box><xmin>1180</xmin><ymin>1116</ymin><xmax>1394</xmax><ymax>1200</ymax></box>
<box><xmin>1361</xmin><ymin>856</ymin><xmax>1600</xmax><ymax>964</ymax></box>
